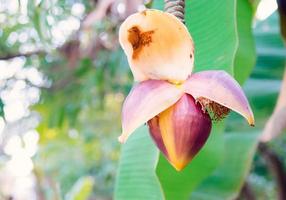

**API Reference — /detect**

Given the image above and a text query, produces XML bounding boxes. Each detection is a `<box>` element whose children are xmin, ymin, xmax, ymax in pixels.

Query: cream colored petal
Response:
<box><xmin>119</xmin><ymin>80</ymin><xmax>183</xmax><ymax>143</ymax></box>
<box><xmin>119</xmin><ymin>9</ymin><xmax>194</xmax><ymax>83</ymax></box>
<box><xmin>184</xmin><ymin>70</ymin><xmax>255</xmax><ymax>126</ymax></box>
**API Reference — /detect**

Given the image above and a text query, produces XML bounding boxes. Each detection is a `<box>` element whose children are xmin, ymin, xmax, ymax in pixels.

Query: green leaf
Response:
<box><xmin>65</xmin><ymin>176</ymin><xmax>94</xmax><ymax>200</ymax></box>
<box><xmin>253</xmin><ymin>12</ymin><xmax>286</xmax><ymax>80</ymax></box>
<box><xmin>155</xmin><ymin>0</ymin><xmax>239</xmax><ymax>199</ymax></box>
<box><xmin>237</xmin><ymin>11</ymin><xmax>286</xmax><ymax>130</ymax></box>
<box><xmin>234</xmin><ymin>0</ymin><xmax>256</xmax><ymax>84</ymax></box>
<box><xmin>156</xmin><ymin>123</ymin><xmax>224</xmax><ymax>200</ymax></box>
<box><xmin>191</xmin><ymin>132</ymin><xmax>259</xmax><ymax>200</ymax></box>
<box><xmin>114</xmin><ymin>126</ymin><xmax>164</xmax><ymax>200</ymax></box>
<box><xmin>28</xmin><ymin>0</ymin><xmax>51</xmax><ymax>45</ymax></box>
<box><xmin>75</xmin><ymin>58</ymin><xmax>93</xmax><ymax>77</ymax></box>
<box><xmin>0</xmin><ymin>99</ymin><xmax>4</xmax><ymax>118</ymax></box>
<box><xmin>185</xmin><ymin>0</ymin><xmax>238</xmax><ymax>74</ymax></box>
<box><xmin>152</xmin><ymin>0</ymin><xmax>163</xmax><ymax>10</ymax></box>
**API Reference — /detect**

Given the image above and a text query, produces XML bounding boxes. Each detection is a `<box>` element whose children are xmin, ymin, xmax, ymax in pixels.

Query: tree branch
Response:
<box><xmin>0</xmin><ymin>50</ymin><xmax>46</xmax><ymax>60</ymax></box>
<box><xmin>277</xmin><ymin>0</ymin><xmax>286</xmax><ymax>41</ymax></box>
<box><xmin>236</xmin><ymin>181</ymin><xmax>256</xmax><ymax>200</ymax></box>
<box><xmin>82</xmin><ymin>0</ymin><xmax>116</xmax><ymax>29</ymax></box>
<box><xmin>0</xmin><ymin>0</ymin><xmax>114</xmax><ymax>61</ymax></box>
<box><xmin>258</xmin><ymin>143</ymin><xmax>286</xmax><ymax>200</ymax></box>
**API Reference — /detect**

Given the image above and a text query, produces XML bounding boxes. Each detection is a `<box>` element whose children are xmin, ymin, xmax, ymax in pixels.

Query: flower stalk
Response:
<box><xmin>164</xmin><ymin>0</ymin><xmax>185</xmax><ymax>23</ymax></box>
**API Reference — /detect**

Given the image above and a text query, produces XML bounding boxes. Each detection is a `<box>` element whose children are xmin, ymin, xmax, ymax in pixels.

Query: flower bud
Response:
<box><xmin>148</xmin><ymin>94</ymin><xmax>212</xmax><ymax>171</ymax></box>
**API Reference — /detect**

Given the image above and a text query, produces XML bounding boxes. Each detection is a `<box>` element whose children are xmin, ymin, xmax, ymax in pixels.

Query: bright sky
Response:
<box><xmin>256</xmin><ymin>0</ymin><xmax>278</xmax><ymax>20</ymax></box>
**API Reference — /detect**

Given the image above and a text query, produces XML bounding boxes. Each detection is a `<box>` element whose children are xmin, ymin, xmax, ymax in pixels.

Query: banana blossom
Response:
<box><xmin>118</xmin><ymin>9</ymin><xmax>254</xmax><ymax>171</ymax></box>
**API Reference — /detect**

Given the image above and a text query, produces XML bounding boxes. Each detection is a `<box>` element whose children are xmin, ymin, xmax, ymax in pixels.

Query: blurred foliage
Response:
<box><xmin>246</xmin><ymin>12</ymin><xmax>286</xmax><ymax>200</ymax></box>
<box><xmin>0</xmin><ymin>0</ymin><xmax>285</xmax><ymax>200</ymax></box>
<box><xmin>0</xmin><ymin>0</ymin><xmax>132</xmax><ymax>199</ymax></box>
<box><xmin>65</xmin><ymin>176</ymin><xmax>94</xmax><ymax>200</ymax></box>
<box><xmin>191</xmin><ymin>132</ymin><xmax>259</xmax><ymax>200</ymax></box>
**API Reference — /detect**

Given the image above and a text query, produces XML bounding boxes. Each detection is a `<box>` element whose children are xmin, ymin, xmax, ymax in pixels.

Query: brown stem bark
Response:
<box><xmin>237</xmin><ymin>181</ymin><xmax>256</xmax><ymax>200</ymax></box>
<box><xmin>0</xmin><ymin>50</ymin><xmax>46</xmax><ymax>60</ymax></box>
<box><xmin>258</xmin><ymin>143</ymin><xmax>286</xmax><ymax>200</ymax></box>
<box><xmin>277</xmin><ymin>0</ymin><xmax>286</xmax><ymax>41</ymax></box>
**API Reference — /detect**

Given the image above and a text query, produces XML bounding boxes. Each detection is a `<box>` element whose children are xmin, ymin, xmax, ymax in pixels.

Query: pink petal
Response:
<box><xmin>119</xmin><ymin>80</ymin><xmax>183</xmax><ymax>143</ymax></box>
<box><xmin>184</xmin><ymin>70</ymin><xmax>254</xmax><ymax>125</ymax></box>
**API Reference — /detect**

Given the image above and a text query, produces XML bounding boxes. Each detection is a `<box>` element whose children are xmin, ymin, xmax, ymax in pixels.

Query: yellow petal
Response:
<box><xmin>119</xmin><ymin>9</ymin><xmax>194</xmax><ymax>83</ymax></box>
<box><xmin>119</xmin><ymin>80</ymin><xmax>183</xmax><ymax>143</ymax></box>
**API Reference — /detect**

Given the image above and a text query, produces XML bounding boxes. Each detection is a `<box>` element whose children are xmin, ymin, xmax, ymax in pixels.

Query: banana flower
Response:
<box><xmin>118</xmin><ymin>9</ymin><xmax>254</xmax><ymax>171</ymax></box>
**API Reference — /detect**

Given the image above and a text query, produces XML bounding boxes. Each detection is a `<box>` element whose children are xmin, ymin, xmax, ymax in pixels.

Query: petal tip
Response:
<box><xmin>246</xmin><ymin>111</ymin><xmax>255</xmax><ymax>126</ymax></box>
<box><xmin>248</xmin><ymin>118</ymin><xmax>255</xmax><ymax>127</ymax></box>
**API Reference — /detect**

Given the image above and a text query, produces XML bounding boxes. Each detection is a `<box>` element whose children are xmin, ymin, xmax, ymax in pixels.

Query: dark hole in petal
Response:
<box><xmin>127</xmin><ymin>26</ymin><xmax>154</xmax><ymax>59</ymax></box>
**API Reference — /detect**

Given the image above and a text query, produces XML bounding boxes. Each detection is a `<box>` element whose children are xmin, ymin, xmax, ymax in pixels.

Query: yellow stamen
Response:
<box><xmin>172</xmin><ymin>81</ymin><xmax>184</xmax><ymax>90</ymax></box>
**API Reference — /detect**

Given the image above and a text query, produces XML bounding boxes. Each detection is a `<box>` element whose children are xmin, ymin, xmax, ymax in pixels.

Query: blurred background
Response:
<box><xmin>0</xmin><ymin>0</ymin><xmax>285</xmax><ymax>199</ymax></box>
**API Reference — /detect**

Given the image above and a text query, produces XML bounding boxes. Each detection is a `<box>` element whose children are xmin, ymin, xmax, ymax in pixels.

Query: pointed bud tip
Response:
<box><xmin>171</xmin><ymin>161</ymin><xmax>188</xmax><ymax>171</ymax></box>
